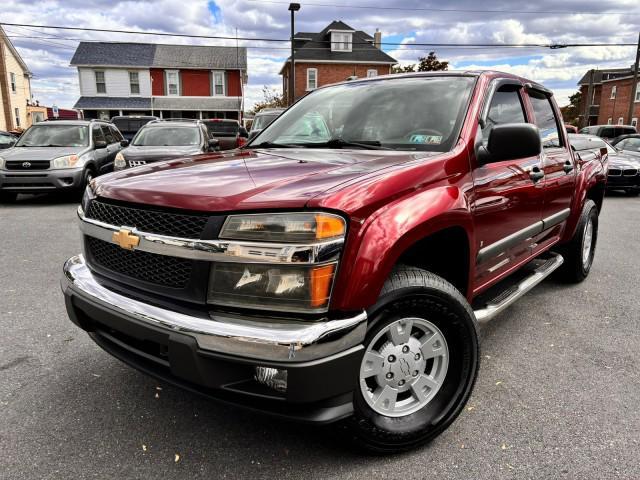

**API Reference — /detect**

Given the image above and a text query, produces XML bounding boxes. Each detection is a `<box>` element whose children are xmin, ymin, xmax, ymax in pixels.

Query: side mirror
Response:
<box><xmin>94</xmin><ymin>139</ymin><xmax>107</xmax><ymax>149</ymax></box>
<box><xmin>120</xmin><ymin>139</ymin><xmax>129</xmax><ymax>147</ymax></box>
<box><xmin>248</xmin><ymin>129</ymin><xmax>262</xmax><ymax>141</ymax></box>
<box><xmin>478</xmin><ymin>123</ymin><xmax>542</xmax><ymax>164</ymax></box>
<box><xmin>208</xmin><ymin>139</ymin><xmax>220</xmax><ymax>152</ymax></box>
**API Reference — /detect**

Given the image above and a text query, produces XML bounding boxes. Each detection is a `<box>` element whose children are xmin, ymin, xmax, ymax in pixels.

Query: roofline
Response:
<box><xmin>600</xmin><ymin>75</ymin><xmax>638</xmax><ymax>84</ymax></box>
<box><xmin>279</xmin><ymin>59</ymin><xmax>397</xmax><ymax>74</ymax></box>
<box><xmin>73</xmin><ymin>41</ymin><xmax>248</xmax><ymax>50</ymax></box>
<box><xmin>71</xmin><ymin>64</ymin><xmax>247</xmax><ymax>69</ymax></box>
<box><xmin>0</xmin><ymin>26</ymin><xmax>32</xmax><ymax>75</ymax></box>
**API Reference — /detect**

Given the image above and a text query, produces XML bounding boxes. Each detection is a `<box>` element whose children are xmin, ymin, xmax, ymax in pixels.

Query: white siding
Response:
<box><xmin>78</xmin><ymin>67</ymin><xmax>151</xmax><ymax>96</ymax></box>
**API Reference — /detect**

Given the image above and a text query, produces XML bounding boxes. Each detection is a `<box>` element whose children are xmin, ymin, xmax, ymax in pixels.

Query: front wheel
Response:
<box><xmin>556</xmin><ymin>199</ymin><xmax>598</xmax><ymax>283</ymax></box>
<box><xmin>347</xmin><ymin>266</ymin><xmax>480</xmax><ymax>454</ymax></box>
<box><xmin>0</xmin><ymin>191</ymin><xmax>17</xmax><ymax>203</ymax></box>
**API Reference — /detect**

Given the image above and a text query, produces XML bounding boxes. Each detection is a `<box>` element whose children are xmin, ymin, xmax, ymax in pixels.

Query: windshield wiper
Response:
<box><xmin>248</xmin><ymin>141</ymin><xmax>301</xmax><ymax>149</ymax></box>
<box><xmin>317</xmin><ymin>138</ymin><xmax>391</xmax><ymax>150</ymax></box>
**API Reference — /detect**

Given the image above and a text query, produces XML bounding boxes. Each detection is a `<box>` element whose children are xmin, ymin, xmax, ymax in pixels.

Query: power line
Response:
<box><xmin>1</xmin><ymin>21</ymin><xmax>636</xmax><ymax>48</ymax></box>
<box><xmin>247</xmin><ymin>0</ymin><xmax>640</xmax><ymax>15</ymax></box>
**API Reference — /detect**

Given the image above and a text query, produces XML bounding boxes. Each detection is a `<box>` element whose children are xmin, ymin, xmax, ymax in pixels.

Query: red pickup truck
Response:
<box><xmin>61</xmin><ymin>71</ymin><xmax>608</xmax><ymax>453</ymax></box>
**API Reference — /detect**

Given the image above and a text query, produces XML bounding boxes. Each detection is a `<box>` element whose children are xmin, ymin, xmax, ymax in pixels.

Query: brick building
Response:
<box><xmin>577</xmin><ymin>66</ymin><xmax>640</xmax><ymax>128</ymax></box>
<box><xmin>70</xmin><ymin>42</ymin><xmax>247</xmax><ymax>120</ymax></box>
<box><xmin>280</xmin><ymin>21</ymin><xmax>397</xmax><ymax>101</ymax></box>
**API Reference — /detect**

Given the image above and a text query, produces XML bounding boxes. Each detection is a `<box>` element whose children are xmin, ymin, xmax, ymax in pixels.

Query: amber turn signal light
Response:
<box><xmin>310</xmin><ymin>264</ymin><xmax>336</xmax><ymax>307</ymax></box>
<box><xmin>315</xmin><ymin>214</ymin><xmax>345</xmax><ymax>240</ymax></box>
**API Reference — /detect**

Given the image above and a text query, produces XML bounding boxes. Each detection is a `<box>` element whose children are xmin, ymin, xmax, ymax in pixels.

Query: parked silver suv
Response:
<box><xmin>0</xmin><ymin>119</ymin><xmax>125</xmax><ymax>202</ymax></box>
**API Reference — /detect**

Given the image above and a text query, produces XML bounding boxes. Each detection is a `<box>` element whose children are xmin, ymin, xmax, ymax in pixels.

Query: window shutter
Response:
<box><xmin>225</xmin><ymin>72</ymin><xmax>229</xmax><ymax>96</ymax></box>
<box><xmin>163</xmin><ymin>71</ymin><xmax>167</xmax><ymax>96</ymax></box>
<box><xmin>209</xmin><ymin>71</ymin><xmax>214</xmax><ymax>96</ymax></box>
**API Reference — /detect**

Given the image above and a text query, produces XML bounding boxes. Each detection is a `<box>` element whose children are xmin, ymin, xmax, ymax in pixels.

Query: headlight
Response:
<box><xmin>81</xmin><ymin>183</ymin><xmax>96</xmax><ymax>212</ymax></box>
<box><xmin>208</xmin><ymin>262</ymin><xmax>336</xmax><ymax>313</ymax></box>
<box><xmin>51</xmin><ymin>154</ymin><xmax>83</xmax><ymax>169</ymax></box>
<box><xmin>114</xmin><ymin>152</ymin><xmax>126</xmax><ymax>170</ymax></box>
<box><xmin>210</xmin><ymin>212</ymin><xmax>346</xmax><ymax>312</ymax></box>
<box><xmin>220</xmin><ymin>212</ymin><xmax>345</xmax><ymax>243</ymax></box>
<box><xmin>0</xmin><ymin>156</ymin><xmax>5</xmax><ymax>169</ymax></box>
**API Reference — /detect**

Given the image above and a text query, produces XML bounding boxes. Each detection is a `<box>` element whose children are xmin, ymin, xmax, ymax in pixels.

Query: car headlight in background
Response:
<box><xmin>210</xmin><ymin>212</ymin><xmax>346</xmax><ymax>313</ymax></box>
<box><xmin>219</xmin><ymin>212</ymin><xmax>345</xmax><ymax>243</ymax></box>
<box><xmin>51</xmin><ymin>154</ymin><xmax>85</xmax><ymax>169</ymax></box>
<box><xmin>0</xmin><ymin>156</ymin><xmax>5</xmax><ymax>169</ymax></box>
<box><xmin>114</xmin><ymin>152</ymin><xmax>126</xmax><ymax>170</ymax></box>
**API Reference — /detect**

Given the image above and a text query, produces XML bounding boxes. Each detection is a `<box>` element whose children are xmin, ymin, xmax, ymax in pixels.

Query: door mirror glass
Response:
<box><xmin>120</xmin><ymin>139</ymin><xmax>129</xmax><ymax>147</ymax></box>
<box><xmin>481</xmin><ymin>123</ymin><xmax>542</xmax><ymax>163</ymax></box>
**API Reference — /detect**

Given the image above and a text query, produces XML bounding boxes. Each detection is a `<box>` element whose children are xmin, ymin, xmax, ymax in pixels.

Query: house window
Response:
<box><xmin>592</xmin><ymin>88</ymin><xmax>597</xmax><ymax>105</ymax></box>
<box><xmin>610</xmin><ymin>85</ymin><xmax>616</xmax><ymax>99</ymax></box>
<box><xmin>307</xmin><ymin>68</ymin><xmax>318</xmax><ymax>90</ymax></box>
<box><xmin>618</xmin><ymin>117</ymin><xmax>624</xmax><ymax>125</ymax></box>
<box><xmin>331</xmin><ymin>32</ymin><xmax>352</xmax><ymax>52</ymax></box>
<box><xmin>213</xmin><ymin>71</ymin><xmax>225</xmax><ymax>96</ymax></box>
<box><xmin>10</xmin><ymin>72</ymin><xmax>16</xmax><ymax>93</ymax></box>
<box><xmin>95</xmin><ymin>70</ymin><xmax>106</xmax><ymax>94</ymax></box>
<box><xmin>129</xmin><ymin>71</ymin><xmax>140</xmax><ymax>95</ymax></box>
<box><xmin>607</xmin><ymin>118</ymin><xmax>612</xmax><ymax>125</ymax></box>
<box><xmin>632</xmin><ymin>118</ymin><xmax>638</xmax><ymax>127</ymax></box>
<box><xmin>14</xmin><ymin>108</ymin><xmax>20</xmax><ymax>127</ymax></box>
<box><xmin>166</xmin><ymin>70</ymin><xmax>179</xmax><ymax>96</ymax></box>
<box><xmin>636</xmin><ymin>81</ymin><xmax>640</xmax><ymax>102</ymax></box>
<box><xmin>367</xmin><ymin>69</ymin><xmax>378</xmax><ymax>78</ymax></box>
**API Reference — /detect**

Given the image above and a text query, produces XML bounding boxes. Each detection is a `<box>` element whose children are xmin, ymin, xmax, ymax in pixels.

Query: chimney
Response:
<box><xmin>374</xmin><ymin>28</ymin><xmax>382</xmax><ymax>49</ymax></box>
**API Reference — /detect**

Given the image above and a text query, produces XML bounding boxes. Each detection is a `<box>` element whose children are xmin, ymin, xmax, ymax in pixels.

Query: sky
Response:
<box><xmin>2</xmin><ymin>0</ymin><xmax>639</xmax><ymax>111</ymax></box>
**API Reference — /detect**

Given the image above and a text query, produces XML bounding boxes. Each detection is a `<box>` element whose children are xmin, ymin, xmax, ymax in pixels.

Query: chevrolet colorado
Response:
<box><xmin>61</xmin><ymin>71</ymin><xmax>608</xmax><ymax>453</ymax></box>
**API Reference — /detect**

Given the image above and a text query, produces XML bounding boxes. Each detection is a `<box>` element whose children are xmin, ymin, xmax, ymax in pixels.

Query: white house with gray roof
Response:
<box><xmin>70</xmin><ymin>42</ymin><xmax>247</xmax><ymax>121</ymax></box>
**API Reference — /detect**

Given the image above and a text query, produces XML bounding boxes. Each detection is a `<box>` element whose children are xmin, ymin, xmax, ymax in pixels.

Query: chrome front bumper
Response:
<box><xmin>61</xmin><ymin>255</ymin><xmax>367</xmax><ymax>362</ymax></box>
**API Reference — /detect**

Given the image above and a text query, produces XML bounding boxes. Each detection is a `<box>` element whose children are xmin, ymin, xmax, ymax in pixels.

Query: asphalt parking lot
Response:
<box><xmin>1</xmin><ymin>193</ymin><xmax>639</xmax><ymax>479</ymax></box>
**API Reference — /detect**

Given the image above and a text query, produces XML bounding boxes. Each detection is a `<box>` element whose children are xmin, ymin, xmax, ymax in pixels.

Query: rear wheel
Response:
<box><xmin>0</xmin><ymin>191</ymin><xmax>17</xmax><ymax>203</ymax></box>
<box><xmin>347</xmin><ymin>266</ymin><xmax>480</xmax><ymax>454</ymax></box>
<box><xmin>556</xmin><ymin>199</ymin><xmax>598</xmax><ymax>283</ymax></box>
<box><xmin>625</xmin><ymin>189</ymin><xmax>640</xmax><ymax>197</ymax></box>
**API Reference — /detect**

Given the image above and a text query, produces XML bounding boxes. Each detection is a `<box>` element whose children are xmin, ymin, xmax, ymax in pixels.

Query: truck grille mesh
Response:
<box><xmin>87</xmin><ymin>237</ymin><xmax>193</xmax><ymax>289</ymax></box>
<box><xmin>86</xmin><ymin>200</ymin><xmax>208</xmax><ymax>238</ymax></box>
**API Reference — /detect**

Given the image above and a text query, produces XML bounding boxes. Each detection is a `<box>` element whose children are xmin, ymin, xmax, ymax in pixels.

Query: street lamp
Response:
<box><xmin>288</xmin><ymin>3</ymin><xmax>300</xmax><ymax>106</ymax></box>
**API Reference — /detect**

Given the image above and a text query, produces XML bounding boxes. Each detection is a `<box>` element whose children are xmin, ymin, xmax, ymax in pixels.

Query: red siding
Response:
<box><xmin>227</xmin><ymin>71</ymin><xmax>242</xmax><ymax>97</ymax></box>
<box><xmin>151</xmin><ymin>69</ymin><xmax>164</xmax><ymax>96</ymax></box>
<box><xmin>181</xmin><ymin>70</ymin><xmax>211</xmax><ymax>96</ymax></box>
<box><xmin>46</xmin><ymin>107</ymin><xmax>79</xmax><ymax>119</ymax></box>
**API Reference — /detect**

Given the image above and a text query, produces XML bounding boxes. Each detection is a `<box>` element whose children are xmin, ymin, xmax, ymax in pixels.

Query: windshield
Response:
<box><xmin>132</xmin><ymin>127</ymin><xmax>200</xmax><ymax>146</ymax></box>
<box><xmin>0</xmin><ymin>134</ymin><xmax>16</xmax><ymax>147</ymax></box>
<box><xmin>252</xmin><ymin>113</ymin><xmax>279</xmax><ymax>131</ymax></box>
<box><xmin>617</xmin><ymin>138</ymin><xmax>640</xmax><ymax>153</ymax></box>
<box><xmin>16</xmin><ymin>125</ymin><xmax>89</xmax><ymax>147</ymax></box>
<box><xmin>249</xmin><ymin>76</ymin><xmax>475</xmax><ymax>151</ymax></box>
<box><xmin>113</xmin><ymin>118</ymin><xmax>155</xmax><ymax>133</ymax></box>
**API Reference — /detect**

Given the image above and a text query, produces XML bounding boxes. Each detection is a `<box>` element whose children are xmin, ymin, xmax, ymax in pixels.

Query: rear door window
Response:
<box><xmin>92</xmin><ymin>126</ymin><xmax>105</xmax><ymax>145</ymax></box>
<box><xmin>529</xmin><ymin>91</ymin><xmax>562</xmax><ymax>148</ymax></box>
<box><xmin>101</xmin><ymin>125</ymin><xmax>115</xmax><ymax>144</ymax></box>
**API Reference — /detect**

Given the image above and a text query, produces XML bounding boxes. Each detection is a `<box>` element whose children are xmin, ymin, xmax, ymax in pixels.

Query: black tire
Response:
<box><xmin>625</xmin><ymin>189</ymin><xmax>640</xmax><ymax>197</ymax></box>
<box><xmin>81</xmin><ymin>167</ymin><xmax>96</xmax><ymax>190</ymax></box>
<box><xmin>346</xmin><ymin>266</ymin><xmax>480</xmax><ymax>454</ymax></box>
<box><xmin>556</xmin><ymin>199</ymin><xmax>598</xmax><ymax>283</ymax></box>
<box><xmin>0</xmin><ymin>191</ymin><xmax>17</xmax><ymax>203</ymax></box>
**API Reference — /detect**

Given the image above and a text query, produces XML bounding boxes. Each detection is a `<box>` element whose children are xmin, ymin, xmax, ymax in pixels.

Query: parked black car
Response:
<box><xmin>578</xmin><ymin>124</ymin><xmax>637</xmax><ymax>141</ymax></box>
<box><xmin>0</xmin><ymin>130</ymin><xmax>18</xmax><ymax>149</ymax></box>
<box><xmin>114</xmin><ymin>120</ymin><xmax>215</xmax><ymax>170</ymax></box>
<box><xmin>569</xmin><ymin>133</ymin><xmax>640</xmax><ymax>196</ymax></box>
<box><xmin>201</xmin><ymin>119</ymin><xmax>246</xmax><ymax>150</ymax></box>
<box><xmin>110</xmin><ymin>115</ymin><xmax>159</xmax><ymax>142</ymax></box>
<box><xmin>609</xmin><ymin>134</ymin><xmax>640</xmax><ymax>157</ymax></box>
<box><xmin>0</xmin><ymin>119</ymin><xmax>124</xmax><ymax>201</ymax></box>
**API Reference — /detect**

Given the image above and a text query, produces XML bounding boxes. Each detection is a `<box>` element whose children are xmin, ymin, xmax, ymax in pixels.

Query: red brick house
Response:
<box><xmin>577</xmin><ymin>66</ymin><xmax>640</xmax><ymax>128</ymax></box>
<box><xmin>280</xmin><ymin>21</ymin><xmax>397</xmax><ymax>101</ymax></box>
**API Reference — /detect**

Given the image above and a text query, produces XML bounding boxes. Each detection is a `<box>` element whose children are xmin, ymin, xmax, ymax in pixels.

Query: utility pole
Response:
<box><xmin>288</xmin><ymin>3</ymin><xmax>300</xmax><ymax>106</ymax></box>
<box><xmin>626</xmin><ymin>32</ymin><xmax>640</xmax><ymax>125</ymax></box>
<box><xmin>583</xmin><ymin>69</ymin><xmax>594</xmax><ymax>128</ymax></box>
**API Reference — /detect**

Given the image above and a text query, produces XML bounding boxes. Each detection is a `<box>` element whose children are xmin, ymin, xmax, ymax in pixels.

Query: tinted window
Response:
<box><xmin>529</xmin><ymin>91</ymin><xmax>561</xmax><ymax>148</ymax></box>
<box><xmin>133</xmin><ymin>127</ymin><xmax>200</xmax><ymax>146</ymax></box>
<box><xmin>16</xmin><ymin>125</ymin><xmax>89</xmax><ymax>147</ymax></box>
<box><xmin>615</xmin><ymin>127</ymin><xmax>636</xmax><ymax>137</ymax></box>
<box><xmin>110</xmin><ymin>126</ymin><xmax>124</xmax><ymax>142</ymax></box>
<box><xmin>101</xmin><ymin>125</ymin><xmax>115</xmax><ymax>143</ymax></box>
<box><xmin>204</xmin><ymin>122</ymin><xmax>239</xmax><ymax>136</ymax></box>
<box><xmin>112</xmin><ymin>117</ymin><xmax>156</xmax><ymax>133</ymax></box>
<box><xmin>92</xmin><ymin>126</ymin><xmax>105</xmax><ymax>144</ymax></box>
<box><xmin>600</xmin><ymin>127</ymin><xmax>615</xmax><ymax>138</ymax></box>
<box><xmin>252</xmin><ymin>76</ymin><xmax>475</xmax><ymax>152</ymax></box>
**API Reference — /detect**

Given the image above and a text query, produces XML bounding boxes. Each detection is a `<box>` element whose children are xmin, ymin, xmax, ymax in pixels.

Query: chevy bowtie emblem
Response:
<box><xmin>112</xmin><ymin>229</ymin><xmax>140</xmax><ymax>250</ymax></box>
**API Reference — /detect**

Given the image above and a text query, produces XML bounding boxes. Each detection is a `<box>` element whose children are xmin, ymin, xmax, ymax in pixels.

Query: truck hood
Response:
<box><xmin>94</xmin><ymin>148</ymin><xmax>435</xmax><ymax>212</ymax></box>
<box><xmin>1</xmin><ymin>146</ymin><xmax>88</xmax><ymax>160</ymax></box>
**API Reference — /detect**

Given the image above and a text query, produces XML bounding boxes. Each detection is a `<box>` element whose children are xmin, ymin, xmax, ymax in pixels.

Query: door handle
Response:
<box><xmin>529</xmin><ymin>166</ymin><xmax>544</xmax><ymax>182</ymax></box>
<box><xmin>563</xmin><ymin>161</ymin><xmax>574</xmax><ymax>173</ymax></box>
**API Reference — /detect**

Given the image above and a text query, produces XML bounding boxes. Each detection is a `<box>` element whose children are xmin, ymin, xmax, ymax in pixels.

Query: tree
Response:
<box><xmin>560</xmin><ymin>91</ymin><xmax>582</xmax><ymax>126</ymax></box>
<box><xmin>250</xmin><ymin>86</ymin><xmax>287</xmax><ymax>115</ymax></box>
<box><xmin>391</xmin><ymin>51</ymin><xmax>449</xmax><ymax>74</ymax></box>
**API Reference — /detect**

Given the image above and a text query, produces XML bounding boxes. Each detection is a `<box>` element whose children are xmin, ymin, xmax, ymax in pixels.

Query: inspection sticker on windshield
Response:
<box><xmin>409</xmin><ymin>134</ymin><xmax>442</xmax><ymax>145</ymax></box>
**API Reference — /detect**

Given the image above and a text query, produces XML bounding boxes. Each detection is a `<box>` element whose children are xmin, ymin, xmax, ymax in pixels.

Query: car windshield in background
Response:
<box><xmin>113</xmin><ymin>118</ymin><xmax>155</xmax><ymax>133</ymax></box>
<box><xmin>569</xmin><ymin>136</ymin><xmax>608</xmax><ymax>151</ymax></box>
<box><xmin>16</xmin><ymin>125</ymin><xmax>89</xmax><ymax>147</ymax></box>
<box><xmin>204</xmin><ymin>122</ymin><xmax>239</xmax><ymax>136</ymax></box>
<box><xmin>0</xmin><ymin>134</ymin><xmax>16</xmax><ymax>147</ymax></box>
<box><xmin>133</xmin><ymin>127</ymin><xmax>200</xmax><ymax>146</ymax></box>
<box><xmin>252</xmin><ymin>114</ymin><xmax>279</xmax><ymax>131</ymax></box>
<box><xmin>616</xmin><ymin>137</ymin><xmax>640</xmax><ymax>153</ymax></box>
<box><xmin>249</xmin><ymin>76</ymin><xmax>475</xmax><ymax>151</ymax></box>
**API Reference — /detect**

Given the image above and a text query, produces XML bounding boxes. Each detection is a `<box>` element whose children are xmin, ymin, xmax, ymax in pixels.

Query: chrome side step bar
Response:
<box><xmin>473</xmin><ymin>253</ymin><xmax>564</xmax><ymax>322</ymax></box>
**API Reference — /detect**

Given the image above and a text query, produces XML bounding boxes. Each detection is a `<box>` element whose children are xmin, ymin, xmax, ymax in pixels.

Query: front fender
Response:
<box><xmin>330</xmin><ymin>185</ymin><xmax>474</xmax><ymax>310</ymax></box>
